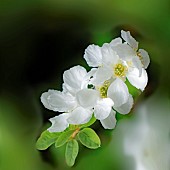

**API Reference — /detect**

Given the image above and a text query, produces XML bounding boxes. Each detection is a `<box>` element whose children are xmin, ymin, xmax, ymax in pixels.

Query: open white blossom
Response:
<box><xmin>84</xmin><ymin>39</ymin><xmax>148</xmax><ymax>91</ymax></box>
<box><xmin>90</xmin><ymin>76</ymin><xmax>133</xmax><ymax>129</ymax></box>
<box><xmin>41</xmin><ymin>65</ymin><xmax>100</xmax><ymax>132</ymax></box>
<box><xmin>112</xmin><ymin>30</ymin><xmax>150</xmax><ymax>76</ymax></box>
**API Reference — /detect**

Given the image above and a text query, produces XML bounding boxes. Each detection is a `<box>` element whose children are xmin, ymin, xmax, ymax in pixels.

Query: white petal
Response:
<box><xmin>63</xmin><ymin>65</ymin><xmax>87</xmax><ymax>94</ymax></box>
<box><xmin>132</xmin><ymin>56</ymin><xmax>143</xmax><ymax>76</ymax></box>
<box><xmin>41</xmin><ymin>90</ymin><xmax>76</xmax><ymax>112</ymax></box>
<box><xmin>107</xmin><ymin>78</ymin><xmax>129</xmax><ymax>107</ymax></box>
<box><xmin>84</xmin><ymin>68</ymin><xmax>97</xmax><ymax>80</ymax></box>
<box><xmin>112</xmin><ymin>43</ymin><xmax>136</xmax><ymax>61</ymax></box>
<box><xmin>84</xmin><ymin>44</ymin><xmax>102</xmax><ymax>67</ymax></box>
<box><xmin>67</xmin><ymin>107</ymin><xmax>93</xmax><ymax>125</ymax></box>
<box><xmin>102</xmin><ymin>46</ymin><xmax>119</xmax><ymax>66</ymax></box>
<box><xmin>91</xmin><ymin>67</ymin><xmax>112</xmax><ymax>86</ymax></box>
<box><xmin>114</xmin><ymin>94</ymin><xmax>133</xmax><ymax>114</ymax></box>
<box><xmin>139</xmin><ymin>49</ymin><xmax>150</xmax><ymax>69</ymax></box>
<box><xmin>48</xmin><ymin>113</ymin><xmax>69</xmax><ymax>132</ymax></box>
<box><xmin>127</xmin><ymin>68</ymin><xmax>148</xmax><ymax>91</ymax></box>
<box><xmin>94</xmin><ymin>98</ymin><xmax>114</xmax><ymax>120</ymax></box>
<box><xmin>62</xmin><ymin>83</ymin><xmax>70</xmax><ymax>93</ymax></box>
<box><xmin>102</xmin><ymin>42</ymin><xmax>110</xmax><ymax>48</ymax></box>
<box><xmin>102</xmin><ymin>37</ymin><xmax>122</xmax><ymax>49</ymax></box>
<box><xmin>121</xmin><ymin>30</ymin><xmax>138</xmax><ymax>50</ymax></box>
<box><xmin>109</xmin><ymin>37</ymin><xmax>122</xmax><ymax>47</ymax></box>
<box><xmin>41</xmin><ymin>90</ymin><xmax>56</xmax><ymax>111</ymax></box>
<box><xmin>76</xmin><ymin>89</ymin><xmax>99</xmax><ymax>109</ymax></box>
<box><xmin>100</xmin><ymin>110</ymin><xmax>117</xmax><ymax>129</ymax></box>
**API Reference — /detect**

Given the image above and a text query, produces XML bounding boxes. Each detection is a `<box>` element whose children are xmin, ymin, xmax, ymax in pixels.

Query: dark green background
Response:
<box><xmin>0</xmin><ymin>0</ymin><xmax>170</xmax><ymax>170</ymax></box>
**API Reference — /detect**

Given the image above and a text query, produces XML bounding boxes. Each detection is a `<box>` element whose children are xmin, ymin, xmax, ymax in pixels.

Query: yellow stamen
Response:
<box><xmin>99</xmin><ymin>81</ymin><xmax>110</xmax><ymax>98</ymax></box>
<box><xmin>114</xmin><ymin>63</ymin><xmax>127</xmax><ymax>77</ymax></box>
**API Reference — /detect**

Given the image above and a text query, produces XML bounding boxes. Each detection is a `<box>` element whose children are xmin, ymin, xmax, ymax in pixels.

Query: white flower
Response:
<box><xmin>41</xmin><ymin>65</ymin><xmax>99</xmax><ymax>132</ymax></box>
<box><xmin>84</xmin><ymin>35</ymin><xmax>148</xmax><ymax>91</ymax></box>
<box><xmin>91</xmin><ymin>78</ymin><xmax>133</xmax><ymax>129</ymax></box>
<box><xmin>112</xmin><ymin>30</ymin><xmax>150</xmax><ymax>76</ymax></box>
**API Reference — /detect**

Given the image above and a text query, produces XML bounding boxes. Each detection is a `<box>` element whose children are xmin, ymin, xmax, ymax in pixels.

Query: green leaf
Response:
<box><xmin>80</xmin><ymin>115</ymin><xmax>96</xmax><ymax>129</ymax></box>
<box><xmin>78</xmin><ymin>128</ymin><xmax>101</xmax><ymax>149</ymax></box>
<box><xmin>36</xmin><ymin>130</ymin><xmax>61</xmax><ymax>150</ymax></box>
<box><xmin>125</xmin><ymin>79</ymin><xmax>141</xmax><ymax>98</ymax></box>
<box><xmin>65</xmin><ymin>139</ymin><xmax>79</xmax><ymax>167</ymax></box>
<box><xmin>55</xmin><ymin>130</ymin><xmax>75</xmax><ymax>148</ymax></box>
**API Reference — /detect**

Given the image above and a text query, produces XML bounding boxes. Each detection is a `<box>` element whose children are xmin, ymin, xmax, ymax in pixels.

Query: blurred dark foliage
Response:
<box><xmin>0</xmin><ymin>12</ymin><xmax>91</xmax><ymax>89</ymax></box>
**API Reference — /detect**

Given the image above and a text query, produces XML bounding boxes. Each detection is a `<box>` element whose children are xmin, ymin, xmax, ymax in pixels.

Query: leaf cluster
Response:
<box><xmin>36</xmin><ymin>116</ymin><xmax>100</xmax><ymax>166</ymax></box>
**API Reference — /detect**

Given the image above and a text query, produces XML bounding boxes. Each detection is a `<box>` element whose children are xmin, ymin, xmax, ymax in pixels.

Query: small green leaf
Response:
<box><xmin>55</xmin><ymin>130</ymin><xmax>74</xmax><ymax>148</ymax></box>
<box><xmin>125</xmin><ymin>79</ymin><xmax>141</xmax><ymax>98</ymax></box>
<box><xmin>65</xmin><ymin>139</ymin><xmax>79</xmax><ymax>167</ymax></box>
<box><xmin>80</xmin><ymin>115</ymin><xmax>96</xmax><ymax>129</ymax></box>
<box><xmin>78</xmin><ymin>128</ymin><xmax>101</xmax><ymax>149</ymax></box>
<box><xmin>36</xmin><ymin>130</ymin><xmax>61</xmax><ymax>150</ymax></box>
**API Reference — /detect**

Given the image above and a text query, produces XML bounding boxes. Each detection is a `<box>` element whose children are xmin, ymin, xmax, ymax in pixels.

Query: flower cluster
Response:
<box><xmin>41</xmin><ymin>30</ymin><xmax>150</xmax><ymax>132</ymax></box>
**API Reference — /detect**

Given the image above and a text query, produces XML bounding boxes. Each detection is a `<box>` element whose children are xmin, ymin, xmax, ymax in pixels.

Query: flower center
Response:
<box><xmin>114</xmin><ymin>63</ymin><xmax>127</xmax><ymax>77</ymax></box>
<box><xmin>99</xmin><ymin>81</ymin><xmax>110</xmax><ymax>98</ymax></box>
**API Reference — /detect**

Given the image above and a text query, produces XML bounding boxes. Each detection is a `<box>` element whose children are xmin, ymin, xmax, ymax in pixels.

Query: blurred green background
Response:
<box><xmin>0</xmin><ymin>0</ymin><xmax>170</xmax><ymax>170</ymax></box>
